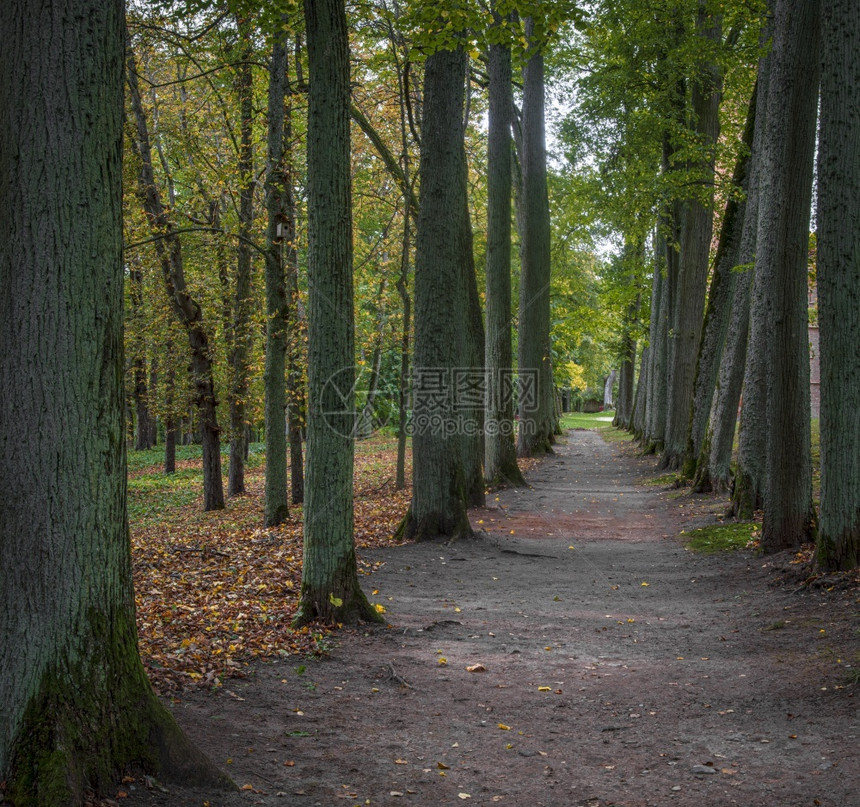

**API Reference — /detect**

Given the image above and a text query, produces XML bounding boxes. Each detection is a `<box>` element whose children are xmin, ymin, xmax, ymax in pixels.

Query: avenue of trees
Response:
<box><xmin>1</xmin><ymin>0</ymin><xmax>857</xmax><ymax>801</ymax></box>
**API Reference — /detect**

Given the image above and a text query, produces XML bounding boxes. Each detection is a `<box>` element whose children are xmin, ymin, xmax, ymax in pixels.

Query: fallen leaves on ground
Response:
<box><xmin>130</xmin><ymin>437</ymin><xmax>412</xmax><ymax>694</ymax></box>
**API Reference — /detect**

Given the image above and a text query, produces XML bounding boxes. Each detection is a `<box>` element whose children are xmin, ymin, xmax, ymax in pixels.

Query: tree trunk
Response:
<box><xmin>661</xmin><ymin>3</ymin><xmax>722</xmax><ymax>469</ymax></box>
<box><xmin>295</xmin><ymin>0</ymin><xmax>381</xmax><ymax>625</ymax></box>
<box><xmin>683</xmin><ymin>85</ymin><xmax>756</xmax><ymax>480</ymax></box>
<box><xmin>264</xmin><ymin>31</ymin><xmax>290</xmax><ymax>526</ymax></box>
<box><xmin>484</xmin><ymin>8</ymin><xmax>525</xmax><ymax>488</ymax></box>
<box><xmin>126</xmin><ymin>44</ymin><xmax>225</xmax><ymax>511</ymax></box>
<box><xmin>517</xmin><ymin>18</ymin><xmax>555</xmax><ymax>457</ymax></box>
<box><xmin>227</xmin><ymin>25</ymin><xmax>255</xmax><ymax>498</ymax></box>
<box><xmin>460</xmin><ymin>184</ymin><xmax>486</xmax><ymax>508</ymax></box>
<box><xmin>395</xmin><ymin>200</ymin><xmax>412</xmax><ymax>492</ymax></box>
<box><xmin>644</xmin><ymin>235</ymin><xmax>667</xmax><ymax>452</ymax></box>
<box><xmin>815</xmin><ymin>0</ymin><xmax>859</xmax><ymax>570</ymax></box>
<box><xmin>0</xmin><ymin>2</ymin><xmax>229</xmax><ymax>797</ymax></box>
<box><xmin>758</xmin><ymin>0</ymin><xmax>819</xmax><ymax>552</ymax></box>
<box><xmin>697</xmin><ymin>51</ymin><xmax>770</xmax><ymax>495</ymax></box>
<box><xmin>631</xmin><ymin>346</ymin><xmax>649</xmax><ymax>439</ymax></box>
<box><xmin>403</xmin><ymin>45</ymin><xmax>473</xmax><ymax>542</ymax></box>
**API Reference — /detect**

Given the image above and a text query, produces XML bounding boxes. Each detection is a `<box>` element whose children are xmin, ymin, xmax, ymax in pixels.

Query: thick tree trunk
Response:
<box><xmin>264</xmin><ymin>32</ymin><xmax>290</xmax><ymax>526</ymax></box>
<box><xmin>517</xmin><ymin>18</ymin><xmax>555</xmax><ymax>456</ymax></box>
<box><xmin>683</xmin><ymin>86</ymin><xmax>756</xmax><ymax>480</ymax></box>
<box><xmin>661</xmin><ymin>4</ymin><xmax>722</xmax><ymax>469</ymax></box>
<box><xmin>697</xmin><ymin>54</ymin><xmax>769</xmax><ymax>494</ymax></box>
<box><xmin>815</xmin><ymin>0</ymin><xmax>859</xmax><ymax>570</ymax></box>
<box><xmin>295</xmin><ymin>0</ymin><xmax>380</xmax><ymax>625</ymax></box>
<box><xmin>127</xmin><ymin>45</ymin><xmax>225</xmax><ymax>511</ymax></box>
<box><xmin>484</xmin><ymin>9</ymin><xmax>525</xmax><ymax>488</ymax></box>
<box><xmin>227</xmin><ymin>28</ymin><xmax>255</xmax><ymax>498</ymax></box>
<box><xmin>758</xmin><ymin>0</ymin><xmax>819</xmax><ymax>552</ymax></box>
<box><xmin>0</xmin><ymin>2</ymin><xmax>229</xmax><ymax>798</ymax></box>
<box><xmin>404</xmin><ymin>46</ymin><xmax>473</xmax><ymax>542</ymax></box>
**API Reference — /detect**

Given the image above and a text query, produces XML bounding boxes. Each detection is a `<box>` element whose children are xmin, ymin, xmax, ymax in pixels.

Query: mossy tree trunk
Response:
<box><xmin>758</xmin><ymin>0</ymin><xmax>819</xmax><ymax>552</ymax></box>
<box><xmin>484</xmin><ymin>8</ymin><xmax>526</xmax><ymax>488</ymax></box>
<box><xmin>815</xmin><ymin>0</ymin><xmax>860</xmax><ymax>570</ymax></box>
<box><xmin>404</xmin><ymin>45</ymin><xmax>474</xmax><ymax>542</ymax></box>
<box><xmin>295</xmin><ymin>0</ymin><xmax>381</xmax><ymax>624</ymax></box>
<box><xmin>0</xmin><ymin>2</ymin><xmax>229</xmax><ymax>801</ymax></box>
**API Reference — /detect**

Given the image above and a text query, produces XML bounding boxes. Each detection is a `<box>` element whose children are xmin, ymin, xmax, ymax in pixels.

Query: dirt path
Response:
<box><xmin>123</xmin><ymin>430</ymin><xmax>859</xmax><ymax>807</ymax></box>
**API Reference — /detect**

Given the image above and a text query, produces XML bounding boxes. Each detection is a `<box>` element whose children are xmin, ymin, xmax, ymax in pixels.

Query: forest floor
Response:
<box><xmin>118</xmin><ymin>427</ymin><xmax>859</xmax><ymax>807</ymax></box>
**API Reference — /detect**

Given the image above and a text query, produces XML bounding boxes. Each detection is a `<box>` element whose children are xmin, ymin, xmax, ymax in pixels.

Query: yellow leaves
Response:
<box><xmin>465</xmin><ymin>663</ymin><xmax>486</xmax><ymax>672</ymax></box>
<box><xmin>329</xmin><ymin>593</ymin><xmax>344</xmax><ymax>608</ymax></box>
<box><xmin>437</xmin><ymin>657</ymin><xmax>448</xmax><ymax>666</ymax></box>
<box><xmin>497</xmin><ymin>723</ymin><xmax>511</xmax><ymax>731</ymax></box>
<box><xmin>640</xmin><ymin>581</ymin><xmax>650</xmax><ymax>587</ymax></box>
<box><xmin>437</xmin><ymin>761</ymin><xmax>450</xmax><ymax>770</ymax></box>
<box><xmin>538</xmin><ymin>686</ymin><xmax>552</xmax><ymax>692</ymax></box>
<box><xmin>373</xmin><ymin>603</ymin><xmax>386</xmax><ymax>614</ymax></box>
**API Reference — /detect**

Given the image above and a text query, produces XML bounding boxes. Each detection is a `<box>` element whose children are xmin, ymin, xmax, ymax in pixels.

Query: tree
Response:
<box><xmin>226</xmin><ymin>19</ymin><xmax>257</xmax><ymax>498</ymax></box>
<box><xmin>484</xmin><ymin>6</ymin><xmax>526</xmax><ymax>487</ymax></box>
<box><xmin>0</xmin><ymin>0</ymin><xmax>227</xmax><ymax>799</ymax></box>
<box><xmin>264</xmin><ymin>27</ymin><xmax>291</xmax><ymax>526</ymax></box>
<box><xmin>403</xmin><ymin>43</ymin><xmax>474</xmax><ymax>542</ymax></box>
<box><xmin>815</xmin><ymin>0</ymin><xmax>859</xmax><ymax>570</ymax></box>
<box><xmin>683</xmin><ymin>85</ymin><xmax>756</xmax><ymax>481</ymax></box>
<box><xmin>294</xmin><ymin>0</ymin><xmax>381</xmax><ymax>624</ymax></box>
<box><xmin>660</xmin><ymin>1</ymin><xmax>723</xmax><ymax>470</ymax></box>
<box><xmin>757</xmin><ymin>0</ymin><xmax>819</xmax><ymax>552</ymax></box>
<box><xmin>517</xmin><ymin>16</ymin><xmax>556</xmax><ymax>456</ymax></box>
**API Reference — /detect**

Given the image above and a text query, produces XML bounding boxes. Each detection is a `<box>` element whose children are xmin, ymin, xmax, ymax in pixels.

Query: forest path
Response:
<box><xmin>125</xmin><ymin>429</ymin><xmax>859</xmax><ymax>807</ymax></box>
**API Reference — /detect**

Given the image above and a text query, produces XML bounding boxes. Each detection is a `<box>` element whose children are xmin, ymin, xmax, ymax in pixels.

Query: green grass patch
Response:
<box><xmin>683</xmin><ymin>521</ymin><xmax>759</xmax><ymax>554</ymax></box>
<box><xmin>127</xmin><ymin>467</ymin><xmax>200</xmax><ymax>525</ymax></box>
<box><xmin>641</xmin><ymin>473</ymin><xmax>680</xmax><ymax>487</ymax></box>
<box><xmin>560</xmin><ymin>411</ymin><xmax>615</xmax><ymax>431</ymax></box>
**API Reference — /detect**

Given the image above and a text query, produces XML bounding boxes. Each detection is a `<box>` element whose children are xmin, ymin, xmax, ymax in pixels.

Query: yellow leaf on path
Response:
<box><xmin>466</xmin><ymin>663</ymin><xmax>486</xmax><ymax>672</ymax></box>
<box><xmin>458</xmin><ymin>794</ymin><xmax>472</xmax><ymax>799</ymax></box>
<box><xmin>438</xmin><ymin>657</ymin><xmax>448</xmax><ymax>665</ymax></box>
<box><xmin>374</xmin><ymin>603</ymin><xmax>386</xmax><ymax>613</ymax></box>
<box><xmin>641</xmin><ymin>582</ymin><xmax>649</xmax><ymax>587</ymax></box>
<box><xmin>538</xmin><ymin>686</ymin><xmax>551</xmax><ymax>692</ymax></box>
<box><xmin>498</xmin><ymin>723</ymin><xmax>511</xmax><ymax>730</ymax></box>
<box><xmin>395</xmin><ymin>759</ymin><xmax>408</xmax><ymax>764</ymax></box>
<box><xmin>437</xmin><ymin>762</ymin><xmax>450</xmax><ymax>770</ymax></box>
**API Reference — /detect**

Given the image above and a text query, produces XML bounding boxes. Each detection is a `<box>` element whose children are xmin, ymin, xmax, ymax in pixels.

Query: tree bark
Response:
<box><xmin>484</xmin><ymin>8</ymin><xmax>525</xmax><ymax>488</ymax></box>
<box><xmin>815</xmin><ymin>0</ymin><xmax>859</xmax><ymax>570</ymax></box>
<box><xmin>264</xmin><ymin>30</ymin><xmax>290</xmax><ymax>526</ymax></box>
<box><xmin>0</xmin><ymin>2</ymin><xmax>229</xmax><ymax>797</ymax></box>
<box><xmin>295</xmin><ymin>0</ymin><xmax>381</xmax><ymax>625</ymax></box>
<box><xmin>661</xmin><ymin>3</ymin><xmax>722</xmax><ymax>469</ymax></box>
<box><xmin>697</xmin><ymin>52</ymin><xmax>770</xmax><ymax>495</ymax></box>
<box><xmin>683</xmin><ymin>85</ymin><xmax>756</xmax><ymax>481</ymax></box>
<box><xmin>517</xmin><ymin>18</ymin><xmax>556</xmax><ymax>457</ymax></box>
<box><xmin>403</xmin><ymin>45</ymin><xmax>473</xmax><ymax>542</ymax></box>
<box><xmin>126</xmin><ymin>44</ymin><xmax>225</xmax><ymax>511</ymax></box>
<box><xmin>758</xmin><ymin>0</ymin><xmax>819</xmax><ymax>552</ymax></box>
